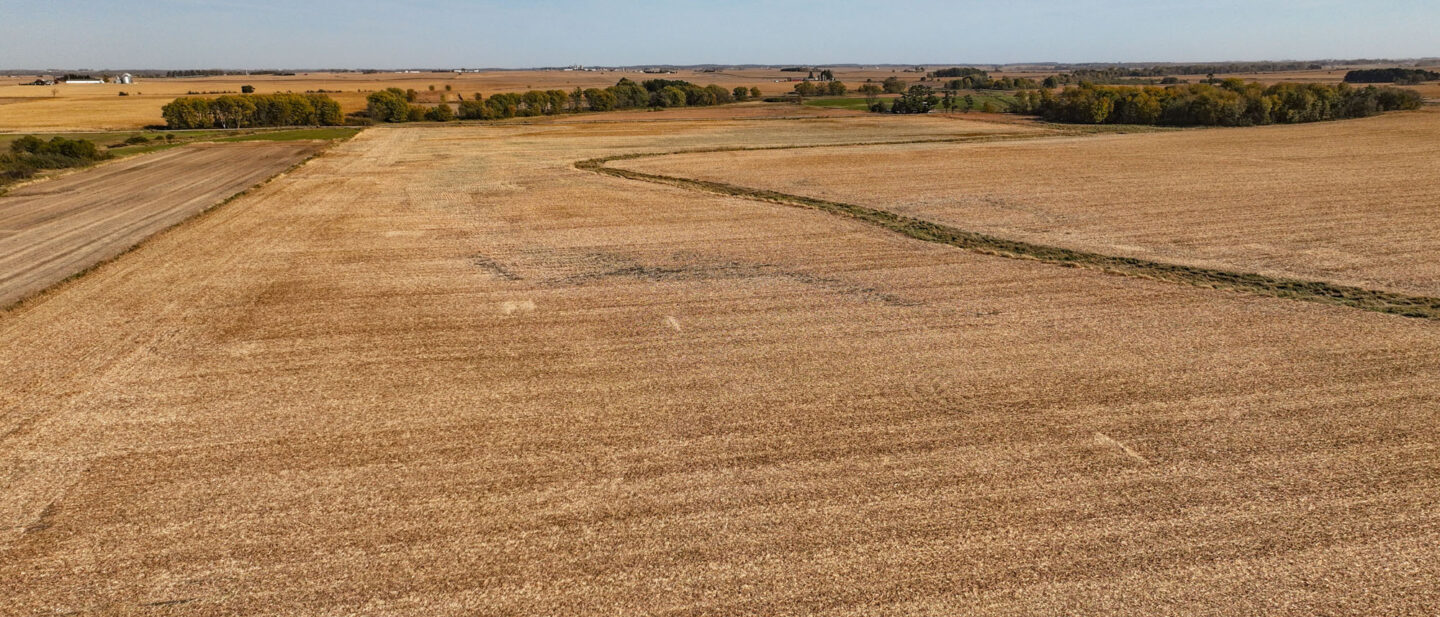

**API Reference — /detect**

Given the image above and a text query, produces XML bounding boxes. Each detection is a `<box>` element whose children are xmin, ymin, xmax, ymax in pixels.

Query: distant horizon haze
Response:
<box><xmin>1</xmin><ymin>0</ymin><xmax>1435</xmax><ymax>70</ymax></box>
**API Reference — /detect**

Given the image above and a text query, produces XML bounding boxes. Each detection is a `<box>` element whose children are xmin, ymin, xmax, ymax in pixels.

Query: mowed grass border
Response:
<box><xmin>577</xmin><ymin>138</ymin><xmax>1440</xmax><ymax>320</ymax></box>
<box><xmin>0</xmin><ymin>131</ymin><xmax>362</xmax><ymax>314</ymax></box>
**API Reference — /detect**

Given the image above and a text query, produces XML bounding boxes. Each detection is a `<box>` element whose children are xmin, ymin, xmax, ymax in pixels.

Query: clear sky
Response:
<box><xmin>1</xmin><ymin>0</ymin><xmax>1435</xmax><ymax>69</ymax></box>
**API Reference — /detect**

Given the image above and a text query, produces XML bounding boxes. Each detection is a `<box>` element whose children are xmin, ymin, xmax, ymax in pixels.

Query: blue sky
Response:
<box><xmin>1</xmin><ymin>0</ymin><xmax>1435</xmax><ymax>69</ymax></box>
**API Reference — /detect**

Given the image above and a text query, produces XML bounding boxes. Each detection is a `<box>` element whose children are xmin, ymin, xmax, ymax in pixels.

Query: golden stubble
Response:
<box><xmin>1</xmin><ymin>114</ymin><xmax>1437</xmax><ymax>615</ymax></box>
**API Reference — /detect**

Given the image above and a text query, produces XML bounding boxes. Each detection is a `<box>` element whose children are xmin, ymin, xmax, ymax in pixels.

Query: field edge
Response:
<box><xmin>0</xmin><ymin>132</ymin><xmax>361</xmax><ymax>315</ymax></box>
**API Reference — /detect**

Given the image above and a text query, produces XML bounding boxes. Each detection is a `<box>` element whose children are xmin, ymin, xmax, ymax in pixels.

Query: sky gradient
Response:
<box><xmin>1</xmin><ymin>0</ymin><xmax>1436</xmax><ymax>69</ymax></box>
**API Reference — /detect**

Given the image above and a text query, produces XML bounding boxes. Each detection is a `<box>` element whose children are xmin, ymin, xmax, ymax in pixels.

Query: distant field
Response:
<box><xmin>619</xmin><ymin>108</ymin><xmax>1440</xmax><ymax>297</ymax></box>
<box><xmin>0</xmin><ymin>69</ymin><xmax>861</xmax><ymax>130</ymax></box>
<box><xmin>0</xmin><ymin>141</ymin><xmax>327</xmax><ymax>307</ymax></box>
<box><xmin>7</xmin><ymin>66</ymin><xmax>1433</xmax><ymax>131</ymax></box>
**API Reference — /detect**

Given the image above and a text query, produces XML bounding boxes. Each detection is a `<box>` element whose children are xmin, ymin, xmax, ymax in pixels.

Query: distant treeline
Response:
<box><xmin>1344</xmin><ymin>68</ymin><xmax>1440</xmax><ymax>84</ymax></box>
<box><xmin>792</xmin><ymin>81</ymin><xmax>847</xmax><ymax>96</ymax></box>
<box><xmin>2</xmin><ymin>136</ymin><xmax>110</xmax><ymax>185</ymax></box>
<box><xmin>1050</xmin><ymin>70</ymin><xmax>1187</xmax><ymax>86</ymax></box>
<box><xmin>1014</xmin><ymin>80</ymin><xmax>1423</xmax><ymax>126</ymax></box>
<box><xmin>163</xmin><ymin>69</ymin><xmax>296</xmax><ymax>78</ymax></box>
<box><xmin>929</xmin><ymin>67</ymin><xmax>1183</xmax><ymax>90</ymax></box>
<box><xmin>162</xmin><ymin>93</ymin><xmax>343</xmax><ymax>129</ymax></box>
<box><xmin>366</xmin><ymin>78</ymin><xmax>762</xmax><ymax>122</ymax></box>
<box><xmin>1051</xmin><ymin>62</ymin><xmax>1324</xmax><ymax>76</ymax></box>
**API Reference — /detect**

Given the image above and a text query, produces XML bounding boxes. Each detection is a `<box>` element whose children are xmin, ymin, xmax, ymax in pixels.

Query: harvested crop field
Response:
<box><xmin>0</xmin><ymin>141</ymin><xmax>326</xmax><ymax>307</ymax></box>
<box><xmin>2</xmin><ymin>115</ymin><xmax>1439</xmax><ymax>616</ymax></box>
<box><xmin>619</xmin><ymin>109</ymin><xmax>1440</xmax><ymax>297</ymax></box>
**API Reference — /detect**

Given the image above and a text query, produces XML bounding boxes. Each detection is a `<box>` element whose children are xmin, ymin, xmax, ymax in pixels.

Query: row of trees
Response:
<box><xmin>792</xmin><ymin>80</ymin><xmax>847</xmax><ymax>97</ymax></box>
<box><xmin>882</xmin><ymin>85</ymin><xmax>939</xmax><ymax>114</ymax></box>
<box><xmin>869</xmin><ymin>85</ymin><xmax>1002</xmax><ymax>114</ymax></box>
<box><xmin>1344</xmin><ymin>68</ymin><xmax>1440</xmax><ymax>84</ymax></box>
<box><xmin>1016</xmin><ymin>81</ymin><xmax>1424</xmax><ymax>126</ymax></box>
<box><xmin>366</xmin><ymin>79</ymin><xmax>765</xmax><ymax>122</ymax></box>
<box><xmin>2</xmin><ymin>136</ymin><xmax>109</xmax><ymax>184</ymax></box>
<box><xmin>162</xmin><ymin>93</ymin><xmax>343</xmax><ymax>129</ymax></box>
<box><xmin>929</xmin><ymin>68</ymin><xmax>1039</xmax><ymax>90</ymax></box>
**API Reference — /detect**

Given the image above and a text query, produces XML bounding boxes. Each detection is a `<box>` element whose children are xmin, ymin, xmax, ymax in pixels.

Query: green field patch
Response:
<box><xmin>212</xmin><ymin>128</ymin><xmax>360</xmax><ymax>142</ymax></box>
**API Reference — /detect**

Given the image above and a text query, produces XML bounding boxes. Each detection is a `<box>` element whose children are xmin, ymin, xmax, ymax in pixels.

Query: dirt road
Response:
<box><xmin>0</xmin><ymin>141</ymin><xmax>325</xmax><ymax>307</ymax></box>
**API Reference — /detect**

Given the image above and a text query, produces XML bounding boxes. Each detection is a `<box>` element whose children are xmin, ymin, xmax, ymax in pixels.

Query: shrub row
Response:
<box><xmin>1013</xmin><ymin>80</ymin><xmax>1423</xmax><ymax>126</ymax></box>
<box><xmin>367</xmin><ymin>79</ymin><xmax>764</xmax><ymax>123</ymax></box>
<box><xmin>162</xmin><ymin>93</ymin><xmax>343</xmax><ymax>129</ymax></box>
<box><xmin>2</xmin><ymin>136</ymin><xmax>110</xmax><ymax>184</ymax></box>
<box><xmin>1343</xmin><ymin>68</ymin><xmax>1440</xmax><ymax>85</ymax></box>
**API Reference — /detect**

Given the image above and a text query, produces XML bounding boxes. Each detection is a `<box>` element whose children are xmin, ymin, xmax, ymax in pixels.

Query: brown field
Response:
<box><xmin>0</xmin><ymin>68</ymin><xmax>886</xmax><ymax>131</ymax></box>
<box><xmin>0</xmin><ymin>141</ymin><xmax>325</xmax><ymax>308</ymax></box>
<box><xmin>9</xmin><ymin>65</ymin><xmax>1434</xmax><ymax>131</ymax></box>
<box><xmin>619</xmin><ymin>108</ymin><xmax>1440</xmax><ymax>297</ymax></box>
<box><xmin>2</xmin><ymin>109</ymin><xmax>1439</xmax><ymax>615</ymax></box>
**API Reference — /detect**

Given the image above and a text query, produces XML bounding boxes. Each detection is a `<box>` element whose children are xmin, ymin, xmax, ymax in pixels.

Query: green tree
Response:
<box><xmin>704</xmin><ymin>84</ymin><xmax>733</xmax><ymax>104</ymax></box>
<box><xmin>424</xmin><ymin>104</ymin><xmax>455</xmax><ymax>121</ymax></box>
<box><xmin>882</xmin><ymin>76</ymin><xmax>907</xmax><ymax>94</ymax></box>
<box><xmin>750</xmin><ymin>87</ymin><xmax>762</xmax><ymax>98</ymax></box>
<box><xmin>659</xmin><ymin>86</ymin><xmax>687</xmax><ymax>107</ymax></box>
<box><xmin>366</xmin><ymin>88</ymin><xmax>412</xmax><ymax>122</ymax></box>
<box><xmin>826</xmin><ymin>81</ymin><xmax>847</xmax><ymax>96</ymax></box>
<box><xmin>458</xmin><ymin>99</ymin><xmax>491</xmax><ymax>120</ymax></box>
<box><xmin>733</xmin><ymin>86</ymin><xmax>750</xmax><ymax>101</ymax></box>
<box><xmin>583</xmin><ymin>88</ymin><xmax>617</xmax><ymax>111</ymax></box>
<box><xmin>888</xmin><ymin>85</ymin><xmax>938</xmax><ymax>114</ymax></box>
<box><xmin>859</xmin><ymin>83</ymin><xmax>882</xmax><ymax>105</ymax></box>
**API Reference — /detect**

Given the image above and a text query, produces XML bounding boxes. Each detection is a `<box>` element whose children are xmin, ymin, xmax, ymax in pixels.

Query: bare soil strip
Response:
<box><xmin>0</xmin><ymin>141</ymin><xmax>328</xmax><ymax>309</ymax></box>
<box><xmin>580</xmin><ymin>146</ymin><xmax>1440</xmax><ymax>320</ymax></box>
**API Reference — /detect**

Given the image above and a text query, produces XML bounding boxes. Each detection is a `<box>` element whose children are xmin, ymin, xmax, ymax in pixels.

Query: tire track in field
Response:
<box><xmin>576</xmin><ymin>140</ymin><xmax>1440</xmax><ymax>321</ymax></box>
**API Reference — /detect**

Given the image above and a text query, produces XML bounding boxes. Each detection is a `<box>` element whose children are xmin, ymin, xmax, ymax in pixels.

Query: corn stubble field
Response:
<box><xmin>2</xmin><ymin>105</ymin><xmax>1439</xmax><ymax>615</ymax></box>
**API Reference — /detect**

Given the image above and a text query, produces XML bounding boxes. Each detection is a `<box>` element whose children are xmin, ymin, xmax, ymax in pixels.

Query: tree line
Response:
<box><xmin>1344</xmin><ymin>68</ymin><xmax>1440</xmax><ymax>84</ymax></box>
<box><xmin>792</xmin><ymin>80</ymin><xmax>847</xmax><ymax>97</ymax></box>
<box><xmin>1014</xmin><ymin>80</ymin><xmax>1424</xmax><ymax>126</ymax></box>
<box><xmin>869</xmin><ymin>85</ymin><xmax>1004</xmax><ymax>115</ymax></box>
<box><xmin>162</xmin><ymin>69</ymin><xmax>296</xmax><ymax>78</ymax></box>
<box><xmin>366</xmin><ymin>78</ymin><xmax>764</xmax><ymax>122</ymax></box>
<box><xmin>162</xmin><ymin>93</ymin><xmax>344</xmax><ymax>129</ymax></box>
<box><xmin>2</xmin><ymin>136</ymin><xmax>110</xmax><ymax>185</ymax></box>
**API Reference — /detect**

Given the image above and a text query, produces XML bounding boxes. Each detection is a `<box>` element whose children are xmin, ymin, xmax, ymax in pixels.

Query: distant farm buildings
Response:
<box><xmin>21</xmin><ymin>73</ymin><xmax>133</xmax><ymax>86</ymax></box>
